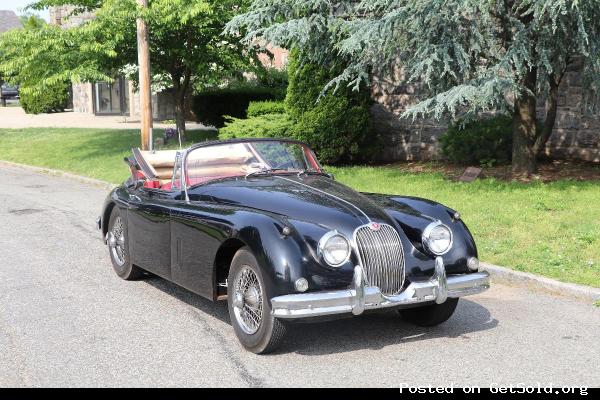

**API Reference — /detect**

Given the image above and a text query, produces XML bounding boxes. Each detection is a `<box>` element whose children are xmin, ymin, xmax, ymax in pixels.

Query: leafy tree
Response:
<box><xmin>227</xmin><ymin>0</ymin><xmax>600</xmax><ymax>175</ymax></box>
<box><xmin>23</xmin><ymin>0</ymin><xmax>259</xmax><ymax>137</ymax></box>
<box><xmin>0</xmin><ymin>13</ymin><xmax>111</xmax><ymax>113</ymax></box>
<box><xmin>19</xmin><ymin>13</ymin><xmax>47</xmax><ymax>30</ymax></box>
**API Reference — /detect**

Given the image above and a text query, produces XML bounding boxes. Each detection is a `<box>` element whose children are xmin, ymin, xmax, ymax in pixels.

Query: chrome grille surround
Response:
<box><xmin>353</xmin><ymin>223</ymin><xmax>405</xmax><ymax>296</ymax></box>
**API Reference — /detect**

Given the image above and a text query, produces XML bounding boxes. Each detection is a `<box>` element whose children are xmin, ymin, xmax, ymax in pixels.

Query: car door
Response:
<box><xmin>127</xmin><ymin>187</ymin><xmax>175</xmax><ymax>280</ymax></box>
<box><xmin>169</xmin><ymin>190</ymin><xmax>229</xmax><ymax>300</ymax></box>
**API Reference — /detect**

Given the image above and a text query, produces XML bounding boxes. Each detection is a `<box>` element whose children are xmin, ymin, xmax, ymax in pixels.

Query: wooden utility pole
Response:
<box><xmin>136</xmin><ymin>0</ymin><xmax>153</xmax><ymax>150</ymax></box>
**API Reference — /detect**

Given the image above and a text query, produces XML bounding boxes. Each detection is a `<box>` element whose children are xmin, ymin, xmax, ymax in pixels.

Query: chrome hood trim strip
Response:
<box><xmin>274</xmin><ymin>176</ymin><xmax>371</xmax><ymax>223</ymax></box>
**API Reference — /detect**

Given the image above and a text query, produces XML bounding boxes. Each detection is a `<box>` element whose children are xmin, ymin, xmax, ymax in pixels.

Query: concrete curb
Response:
<box><xmin>481</xmin><ymin>262</ymin><xmax>600</xmax><ymax>304</ymax></box>
<box><xmin>2</xmin><ymin>160</ymin><xmax>599</xmax><ymax>304</ymax></box>
<box><xmin>0</xmin><ymin>160</ymin><xmax>117</xmax><ymax>191</ymax></box>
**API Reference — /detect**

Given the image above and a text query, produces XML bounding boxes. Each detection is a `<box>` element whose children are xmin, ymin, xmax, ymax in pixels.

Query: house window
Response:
<box><xmin>94</xmin><ymin>78</ymin><xmax>129</xmax><ymax>115</ymax></box>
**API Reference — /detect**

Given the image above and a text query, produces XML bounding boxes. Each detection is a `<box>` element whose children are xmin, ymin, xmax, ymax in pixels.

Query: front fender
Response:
<box><xmin>99</xmin><ymin>186</ymin><xmax>131</xmax><ymax>240</ymax></box>
<box><xmin>364</xmin><ymin>193</ymin><xmax>478</xmax><ymax>274</ymax></box>
<box><xmin>230</xmin><ymin>212</ymin><xmax>354</xmax><ymax>299</ymax></box>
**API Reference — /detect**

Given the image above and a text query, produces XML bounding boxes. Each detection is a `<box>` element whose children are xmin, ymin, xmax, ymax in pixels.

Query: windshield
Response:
<box><xmin>184</xmin><ymin>140</ymin><xmax>322</xmax><ymax>188</ymax></box>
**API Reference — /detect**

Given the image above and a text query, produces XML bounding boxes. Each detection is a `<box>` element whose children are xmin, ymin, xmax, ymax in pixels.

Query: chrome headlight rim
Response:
<box><xmin>318</xmin><ymin>230</ymin><xmax>351</xmax><ymax>267</ymax></box>
<box><xmin>422</xmin><ymin>221</ymin><xmax>453</xmax><ymax>256</ymax></box>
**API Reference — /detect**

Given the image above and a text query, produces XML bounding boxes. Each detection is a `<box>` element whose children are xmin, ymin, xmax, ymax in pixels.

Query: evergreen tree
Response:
<box><xmin>228</xmin><ymin>0</ymin><xmax>600</xmax><ymax>175</ymax></box>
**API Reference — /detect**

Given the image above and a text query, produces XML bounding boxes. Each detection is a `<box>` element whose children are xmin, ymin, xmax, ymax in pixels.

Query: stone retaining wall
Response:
<box><xmin>371</xmin><ymin>62</ymin><xmax>600</xmax><ymax>163</ymax></box>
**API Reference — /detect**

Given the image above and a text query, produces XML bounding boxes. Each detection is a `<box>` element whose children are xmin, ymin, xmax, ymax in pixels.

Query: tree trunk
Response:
<box><xmin>533</xmin><ymin>71</ymin><xmax>564</xmax><ymax>157</ymax></box>
<box><xmin>512</xmin><ymin>68</ymin><xmax>538</xmax><ymax>176</ymax></box>
<box><xmin>174</xmin><ymin>93</ymin><xmax>186</xmax><ymax>141</ymax></box>
<box><xmin>172</xmin><ymin>71</ymin><xmax>190</xmax><ymax>142</ymax></box>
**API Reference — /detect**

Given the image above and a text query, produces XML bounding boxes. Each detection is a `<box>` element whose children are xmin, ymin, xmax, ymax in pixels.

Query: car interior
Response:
<box><xmin>130</xmin><ymin>144</ymin><xmax>262</xmax><ymax>191</ymax></box>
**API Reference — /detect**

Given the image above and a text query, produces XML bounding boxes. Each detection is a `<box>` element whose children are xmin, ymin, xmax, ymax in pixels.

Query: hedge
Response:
<box><xmin>247</xmin><ymin>100</ymin><xmax>286</xmax><ymax>117</ymax></box>
<box><xmin>192</xmin><ymin>85</ymin><xmax>286</xmax><ymax>128</ymax></box>
<box><xmin>219</xmin><ymin>112</ymin><xmax>293</xmax><ymax>140</ymax></box>
<box><xmin>20</xmin><ymin>81</ymin><xmax>70</xmax><ymax>114</ymax></box>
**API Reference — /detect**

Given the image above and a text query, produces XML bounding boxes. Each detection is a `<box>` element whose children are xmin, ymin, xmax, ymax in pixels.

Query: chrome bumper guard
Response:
<box><xmin>271</xmin><ymin>257</ymin><xmax>490</xmax><ymax>319</ymax></box>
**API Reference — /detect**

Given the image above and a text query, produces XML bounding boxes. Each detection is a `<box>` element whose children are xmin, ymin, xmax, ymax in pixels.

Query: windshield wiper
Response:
<box><xmin>297</xmin><ymin>169</ymin><xmax>333</xmax><ymax>178</ymax></box>
<box><xmin>245</xmin><ymin>168</ymin><xmax>290</xmax><ymax>179</ymax></box>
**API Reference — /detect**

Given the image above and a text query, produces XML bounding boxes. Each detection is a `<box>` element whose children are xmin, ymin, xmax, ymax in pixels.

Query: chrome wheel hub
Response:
<box><xmin>232</xmin><ymin>266</ymin><xmax>263</xmax><ymax>335</ymax></box>
<box><xmin>109</xmin><ymin>216</ymin><xmax>126</xmax><ymax>267</ymax></box>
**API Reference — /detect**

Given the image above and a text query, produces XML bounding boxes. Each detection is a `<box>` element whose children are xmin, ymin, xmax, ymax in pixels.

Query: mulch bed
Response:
<box><xmin>387</xmin><ymin>160</ymin><xmax>600</xmax><ymax>183</ymax></box>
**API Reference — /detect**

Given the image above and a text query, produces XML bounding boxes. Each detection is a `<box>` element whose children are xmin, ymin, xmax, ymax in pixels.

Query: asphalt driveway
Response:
<box><xmin>0</xmin><ymin>164</ymin><xmax>598</xmax><ymax>387</ymax></box>
<box><xmin>0</xmin><ymin>106</ymin><xmax>208</xmax><ymax>130</ymax></box>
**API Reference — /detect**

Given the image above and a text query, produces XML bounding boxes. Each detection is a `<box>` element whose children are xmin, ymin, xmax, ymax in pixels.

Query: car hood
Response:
<box><xmin>197</xmin><ymin>174</ymin><xmax>432</xmax><ymax>237</ymax></box>
<box><xmin>191</xmin><ymin>174</ymin><xmax>474</xmax><ymax>275</ymax></box>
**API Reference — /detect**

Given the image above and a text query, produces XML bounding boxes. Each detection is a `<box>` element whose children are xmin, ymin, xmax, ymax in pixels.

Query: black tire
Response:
<box><xmin>107</xmin><ymin>207</ymin><xmax>144</xmax><ymax>280</ymax></box>
<box><xmin>227</xmin><ymin>247</ymin><xmax>286</xmax><ymax>354</ymax></box>
<box><xmin>399</xmin><ymin>298</ymin><xmax>459</xmax><ymax>327</ymax></box>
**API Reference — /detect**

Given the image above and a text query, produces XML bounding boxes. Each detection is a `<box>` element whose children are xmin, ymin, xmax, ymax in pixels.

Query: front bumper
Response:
<box><xmin>271</xmin><ymin>257</ymin><xmax>490</xmax><ymax>319</ymax></box>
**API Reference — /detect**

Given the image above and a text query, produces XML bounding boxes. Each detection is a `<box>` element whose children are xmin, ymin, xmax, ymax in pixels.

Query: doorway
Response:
<box><xmin>94</xmin><ymin>78</ymin><xmax>129</xmax><ymax>115</ymax></box>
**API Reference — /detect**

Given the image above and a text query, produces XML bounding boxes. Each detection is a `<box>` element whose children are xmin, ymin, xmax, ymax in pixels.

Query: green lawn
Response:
<box><xmin>1</xmin><ymin>127</ymin><xmax>599</xmax><ymax>288</ymax></box>
<box><xmin>0</xmin><ymin>128</ymin><xmax>217</xmax><ymax>183</ymax></box>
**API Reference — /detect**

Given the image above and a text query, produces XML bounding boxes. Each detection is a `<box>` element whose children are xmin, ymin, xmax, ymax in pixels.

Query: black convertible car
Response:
<box><xmin>97</xmin><ymin>138</ymin><xmax>490</xmax><ymax>353</ymax></box>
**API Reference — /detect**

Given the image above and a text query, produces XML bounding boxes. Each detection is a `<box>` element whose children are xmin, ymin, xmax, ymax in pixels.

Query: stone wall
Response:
<box><xmin>129</xmin><ymin>83</ymin><xmax>177</xmax><ymax>121</ymax></box>
<box><xmin>541</xmin><ymin>61</ymin><xmax>600</xmax><ymax>162</ymax></box>
<box><xmin>49</xmin><ymin>6</ymin><xmax>95</xmax><ymax>29</ymax></box>
<box><xmin>71</xmin><ymin>82</ymin><xmax>93</xmax><ymax>113</ymax></box>
<box><xmin>371</xmin><ymin>62</ymin><xmax>600</xmax><ymax>163</ymax></box>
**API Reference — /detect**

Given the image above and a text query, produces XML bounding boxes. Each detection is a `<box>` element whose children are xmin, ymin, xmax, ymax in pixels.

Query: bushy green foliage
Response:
<box><xmin>19</xmin><ymin>80</ymin><xmax>70</xmax><ymax>114</ymax></box>
<box><xmin>227</xmin><ymin>0</ymin><xmax>600</xmax><ymax>172</ymax></box>
<box><xmin>219</xmin><ymin>112</ymin><xmax>293</xmax><ymax>139</ymax></box>
<box><xmin>256</xmin><ymin>68</ymin><xmax>288</xmax><ymax>92</ymax></box>
<box><xmin>247</xmin><ymin>100</ymin><xmax>285</xmax><ymax>117</ymax></box>
<box><xmin>193</xmin><ymin>85</ymin><xmax>286</xmax><ymax>128</ymax></box>
<box><xmin>285</xmin><ymin>50</ymin><xmax>374</xmax><ymax>164</ymax></box>
<box><xmin>440</xmin><ymin>116</ymin><xmax>513</xmax><ymax>167</ymax></box>
<box><xmin>218</xmin><ymin>50</ymin><xmax>376</xmax><ymax>164</ymax></box>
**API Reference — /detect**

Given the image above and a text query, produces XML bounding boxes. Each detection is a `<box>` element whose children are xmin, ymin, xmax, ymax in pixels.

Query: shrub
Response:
<box><xmin>219</xmin><ymin>112</ymin><xmax>293</xmax><ymax>140</ymax></box>
<box><xmin>20</xmin><ymin>81</ymin><xmax>70</xmax><ymax>114</ymax></box>
<box><xmin>247</xmin><ymin>100</ymin><xmax>285</xmax><ymax>117</ymax></box>
<box><xmin>439</xmin><ymin>115</ymin><xmax>513</xmax><ymax>166</ymax></box>
<box><xmin>218</xmin><ymin>50</ymin><xmax>378</xmax><ymax>165</ymax></box>
<box><xmin>192</xmin><ymin>84</ymin><xmax>286</xmax><ymax>128</ymax></box>
<box><xmin>284</xmin><ymin>49</ymin><xmax>376</xmax><ymax>164</ymax></box>
<box><xmin>256</xmin><ymin>68</ymin><xmax>288</xmax><ymax>92</ymax></box>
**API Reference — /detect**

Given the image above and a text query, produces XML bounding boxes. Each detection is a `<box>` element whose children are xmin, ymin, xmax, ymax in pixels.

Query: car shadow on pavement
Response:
<box><xmin>281</xmin><ymin>299</ymin><xmax>498</xmax><ymax>355</ymax></box>
<box><xmin>144</xmin><ymin>275</ymin><xmax>498</xmax><ymax>355</ymax></box>
<box><xmin>144</xmin><ymin>274</ymin><xmax>231</xmax><ymax>322</ymax></box>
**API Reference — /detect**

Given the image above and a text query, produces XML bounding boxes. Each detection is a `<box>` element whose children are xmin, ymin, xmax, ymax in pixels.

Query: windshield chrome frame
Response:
<box><xmin>181</xmin><ymin>138</ymin><xmax>323</xmax><ymax>203</ymax></box>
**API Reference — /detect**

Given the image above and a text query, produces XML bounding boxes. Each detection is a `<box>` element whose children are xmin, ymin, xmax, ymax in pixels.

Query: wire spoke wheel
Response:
<box><xmin>233</xmin><ymin>265</ymin><xmax>264</xmax><ymax>335</ymax></box>
<box><xmin>109</xmin><ymin>216</ymin><xmax>126</xmax><ymax>267</ymax></box>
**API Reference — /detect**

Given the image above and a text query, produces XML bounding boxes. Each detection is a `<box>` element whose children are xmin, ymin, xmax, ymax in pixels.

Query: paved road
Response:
<box><xmin>0</xmin><ymin>106</ymin><xmax>208</xmax><ymax>130</ymax></box>
<box><xmin>0</xmin><ymin>165</ymin><xmax>598</xmax><ymax>388</ymax></box>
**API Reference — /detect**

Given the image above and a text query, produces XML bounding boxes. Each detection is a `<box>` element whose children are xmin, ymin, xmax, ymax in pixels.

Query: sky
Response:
<box><xmin>1</xmin><ymin>0</ymin><xmax>49</xmax><ymax>21</ymax></box>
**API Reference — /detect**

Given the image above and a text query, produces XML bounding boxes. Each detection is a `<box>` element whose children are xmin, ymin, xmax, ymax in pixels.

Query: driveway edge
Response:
<box><xmin>2</xmin><ymin>159</ymin><xmax>599</xmax><ymax>304</ymax></box>
<box><xmin>481</xmin><ymin>262</ymin><xmax>600</xmax><ymax>303</ymax></box>
<box><xmin>0</xmin><ymin>160</ymin><xmax>117</xmax><ymax>190</ymax></box>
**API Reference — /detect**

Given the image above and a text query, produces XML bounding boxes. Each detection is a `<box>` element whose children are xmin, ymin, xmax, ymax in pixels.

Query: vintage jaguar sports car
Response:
<box><xmin>97</xmin><ymin>138</ymin><xmax>490</xmax><ymax>353</ymax></box>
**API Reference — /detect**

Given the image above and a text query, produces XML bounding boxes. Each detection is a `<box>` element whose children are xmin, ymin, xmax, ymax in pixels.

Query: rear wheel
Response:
<box><xmin>107</xmin><ymin>207</ymin><xmax>144</xmax><ymax>280</ymax></box>
<box><xmin>399</xmin><ymin>298</ymin><xmax>459</xmax><ymax>327</ymax></box>
<box><xmin>227</xmin><ymin>247</ymin><xmax>286</xmax><ymax>354</ymax></box>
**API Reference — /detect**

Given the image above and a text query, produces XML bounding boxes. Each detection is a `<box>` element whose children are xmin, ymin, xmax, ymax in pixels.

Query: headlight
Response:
<box><xmin>318</xmin><ymin>231</ymin><xmax>350</xmax><ymax>267</ymax></box>
<box><xmin>422</xmin><ymin>221</ymin><xmax>453</xmax><ymax>255</ymax></box>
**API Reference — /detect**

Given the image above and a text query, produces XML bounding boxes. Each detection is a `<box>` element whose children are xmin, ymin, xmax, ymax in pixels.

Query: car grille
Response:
<box><xmin>354</xmin><ymin>223</ymin><xmax>405</xmax><ymax>296</ymax></box>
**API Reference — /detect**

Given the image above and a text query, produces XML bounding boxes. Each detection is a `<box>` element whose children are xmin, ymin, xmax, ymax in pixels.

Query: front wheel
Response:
<box><xmin>399</xmin><ymin>298</ymin><xmax>459</xmax><ymax>327</ymax></box>
<box><xmin>107</xmin><ymin>207</ymin><xmax>144</xmax><ymax>280</ymax></box>
<box><xmin>227</xmin><ymin>247</ymin><xmax>286</xmax><ymax>354</ymax></box>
